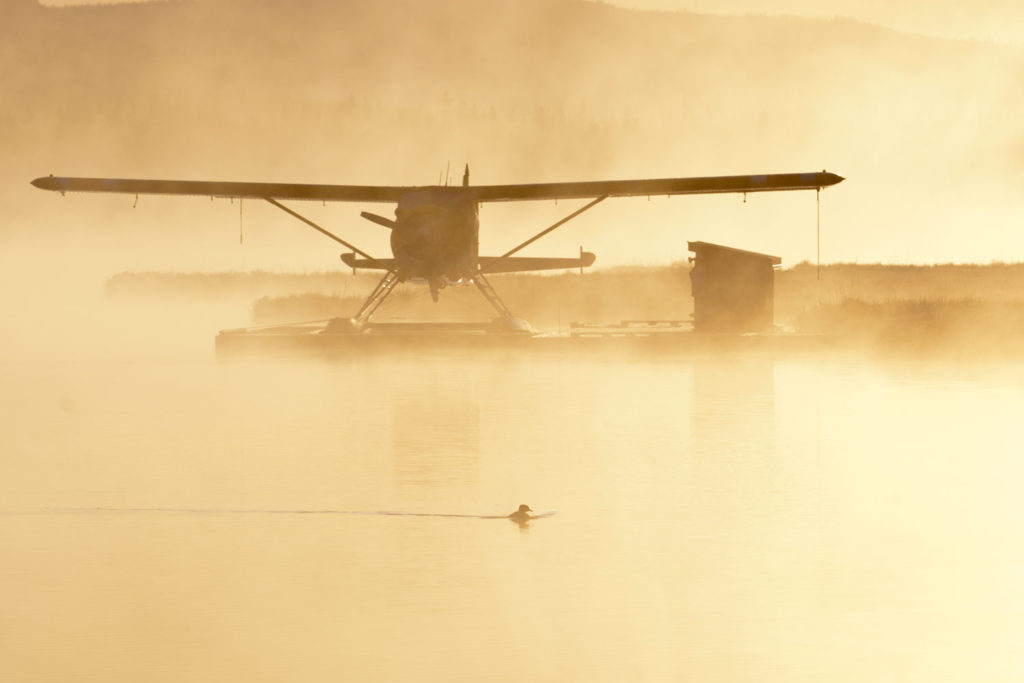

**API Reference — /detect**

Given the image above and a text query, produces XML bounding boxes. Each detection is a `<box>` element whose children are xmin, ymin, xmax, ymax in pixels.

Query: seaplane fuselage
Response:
<box><xmin>390</xmin><ymin>189</ymin><xmax>479</xmax><ymax>286</ymax></box>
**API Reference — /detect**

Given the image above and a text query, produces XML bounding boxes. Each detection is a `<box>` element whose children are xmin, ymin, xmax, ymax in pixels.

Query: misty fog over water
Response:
<box><xmin>5</xmin><ymin>0</ymin><xmax>1024</xmax><ymax>680</ymax></box>
<box><xmin>3</xmin><ymin>280</ymin><xmax>1024</xmax><ymax>681</ymax></box>
<box><xmin>4</xmin><ymin>349</ymin><xmax>1024</xmax><ymax>681</ymax></box>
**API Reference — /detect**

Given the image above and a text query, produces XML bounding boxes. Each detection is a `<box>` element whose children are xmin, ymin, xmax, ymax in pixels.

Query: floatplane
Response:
<box><xmin>32</xmin><ymin>167</ymin><xmax>843</xmax><ymax>332</ymax></box>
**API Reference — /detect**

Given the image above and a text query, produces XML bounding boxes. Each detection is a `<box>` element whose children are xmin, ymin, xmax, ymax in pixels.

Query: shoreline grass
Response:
<box><xmin>106</xmin><ymin>263</ymin><xmax>1024</xmax><ymax>356</ymax></box>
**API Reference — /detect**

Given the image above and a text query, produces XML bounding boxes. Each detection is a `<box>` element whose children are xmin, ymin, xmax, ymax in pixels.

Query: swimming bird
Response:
<box><xmin>508</xmin><ymin>504</ymin><xmax>533</xmax><ymax>523</ymax></box>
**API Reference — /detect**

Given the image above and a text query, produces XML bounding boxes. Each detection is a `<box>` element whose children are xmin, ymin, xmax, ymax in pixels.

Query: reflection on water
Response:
<box><xmin>2</xmin><ymin>352</ymin><xmax>1024</xmax><ymax>682</ymax></box>
<box><xmin>391</xmin><ymin>367</ymin><xmax>479</xmax><ymax>487</ymax></box>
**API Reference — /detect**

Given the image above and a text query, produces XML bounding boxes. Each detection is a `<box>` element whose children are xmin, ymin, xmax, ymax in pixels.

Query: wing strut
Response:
<box><xmin>263</xmin><ymin>198</ymin><xmax>404</xmax><ymax>326</ymax></box>
<box><xmin>264</xmin><ymin>198</ymin><xmax>392</xmax><ymax>271</ymax></box>
<box><xmin>480</xmin><ymin>195</ymin><xmax>608</xmax><ymax>275</ymax></box>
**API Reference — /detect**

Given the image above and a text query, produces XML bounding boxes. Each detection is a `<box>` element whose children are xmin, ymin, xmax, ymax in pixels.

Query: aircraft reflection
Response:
<box><xmin>690</xmin><ymin>358</ymin><xmax>776</xmax><ymax>455</ymax></box>
<box><xmin>391</xmin><ymin>375</ymin><xmax>479</xmax><ymax>487</ymax></box>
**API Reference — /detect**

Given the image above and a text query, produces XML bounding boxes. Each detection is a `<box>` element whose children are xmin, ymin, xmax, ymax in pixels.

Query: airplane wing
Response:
<box><xmin>470</xmin><ymin>171</ymin><xmax>844</xmax><ymax>202</ymax></box>
<box><xmin>32</xmin><ymin>171</ymin><xmax>843</xmax><ymax>203</ymax></box>
<box><xmin>30</xmin><ymin>176</ymin><xmax>409</xmax><ymax>203</ymax></box>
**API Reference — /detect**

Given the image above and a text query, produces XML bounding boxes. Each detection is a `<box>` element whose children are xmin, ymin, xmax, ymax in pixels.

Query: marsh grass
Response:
<box><xmin>105</xmin><ymin>270</ymin><xmax>375</xmax><ymax>301</ymax></box>
<box><xmin>108</xmin><ymin>263</ymin><xmax>1024</xmax><ymax>355</ymax></box>
<box><xmin>770</xmin><ymin>263</ymin><xmax>1024</xmax><ymax>355</ymax></box>
<box><xmin>795</xmin><ymin>298</ymin><xmax>1024</xmax><ymax>355</ymax></box>
<box><xmin>245</xmin><ymin>266</ymin><xmax>693</xmax><ymax>329</ymax></box>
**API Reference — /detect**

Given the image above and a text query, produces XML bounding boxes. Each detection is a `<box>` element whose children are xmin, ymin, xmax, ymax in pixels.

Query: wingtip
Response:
<box><xmin>31</xmin><ymin>175</ymin><xmax>58</xmax><ymax>191</ymax></box>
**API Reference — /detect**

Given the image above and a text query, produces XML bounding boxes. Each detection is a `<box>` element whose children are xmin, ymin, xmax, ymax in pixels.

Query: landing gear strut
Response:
<box><xmin>473</xmin><ymin>271</ymin><xmax>514</xmax><ymax>320</ymax></box>
<box><xmin>353</xmin><ymin>270</ymin><xmax>402</xmax><ymax>325</ymax></box>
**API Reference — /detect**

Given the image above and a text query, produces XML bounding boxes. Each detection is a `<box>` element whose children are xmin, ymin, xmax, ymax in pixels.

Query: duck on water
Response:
<box><xmin>508</xmin><ymin>504</ymin><xmax>533</xmax><ymax>523</ymax></box>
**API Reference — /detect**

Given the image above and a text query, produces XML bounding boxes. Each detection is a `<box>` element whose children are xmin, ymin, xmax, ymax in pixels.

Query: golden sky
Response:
<box><xmin>20</xmin><ymin>0</ymin><xmax>1024</xmax><ymax>267</ymax></box>
<box><xmin>40</xmin><ymin>0</ymin><xmax>1024</xmax><ymax>46</ymax></box>
<box><xmin>614</xmin><ymin>0</ymin><xmax>1023</xmax><ymax>45</ymax></box>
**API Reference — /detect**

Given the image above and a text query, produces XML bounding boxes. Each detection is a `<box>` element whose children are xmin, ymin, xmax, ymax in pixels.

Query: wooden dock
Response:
<box><xmin>214</xmin><ymin>318</ymin><xmax>846</xmax><ymax>359</ymax></box>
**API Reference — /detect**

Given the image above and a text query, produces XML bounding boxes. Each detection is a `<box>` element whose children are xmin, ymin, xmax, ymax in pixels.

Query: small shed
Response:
<box><xmin>688</xmin><ymin>241</ymin><xmax>781</xmax><ymax>333</ymax></box>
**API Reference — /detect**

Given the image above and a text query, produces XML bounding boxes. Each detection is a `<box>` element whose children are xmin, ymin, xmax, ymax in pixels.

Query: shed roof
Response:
<box><xmin>687</xmin><ymin>241</ymin><xmax>782</xmax><ymax>265</ymax></box>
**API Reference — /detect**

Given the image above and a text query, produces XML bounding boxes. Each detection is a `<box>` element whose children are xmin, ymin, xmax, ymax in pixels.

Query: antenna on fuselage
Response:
<box><xmin>463</xmin><ymin>164</ymin><xmax>470</xmax><ymax>187</ymax></box>
<box><xmin>445</xmin><ymin>161</ymin><xmax>451</xmax><ymax>186</ymax></box>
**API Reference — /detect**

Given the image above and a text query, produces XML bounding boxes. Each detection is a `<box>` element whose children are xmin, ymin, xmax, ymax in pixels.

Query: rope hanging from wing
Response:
<box><xmin>817</xmin><ymin>187</ymin><xmax>821</xmax><ymax>281</ymax></box>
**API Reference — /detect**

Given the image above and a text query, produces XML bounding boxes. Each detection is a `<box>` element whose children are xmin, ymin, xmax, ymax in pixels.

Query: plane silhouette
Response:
<box><xmin>32</xmin><ymin>167</ymin><xmax>843</xmax><ymax>329</ymax></box>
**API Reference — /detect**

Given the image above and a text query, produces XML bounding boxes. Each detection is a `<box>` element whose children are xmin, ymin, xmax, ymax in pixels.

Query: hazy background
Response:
<box><xmin>5</xmin><ymin>4</ymin><xmax>1024</xmax><ymax>682</ymax></box>
<box><xmin>41</xmin><ymin>0</ymin><xmax>1024</xmax><ymax>46</ymax></box>
<box><xmin>6</xmin><ymin>0</ymin><xmax>1024</xmax><ymax>280</ymax></box>
<box><xmin>617</xmin><ymin>0</ymin><xmax>1024</xmax><ymax>46</ymax></box>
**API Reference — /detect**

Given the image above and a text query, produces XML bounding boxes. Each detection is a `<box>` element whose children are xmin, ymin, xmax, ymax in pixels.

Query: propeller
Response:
<box><xmin>360</xmin><ymin>211</ymin><xmax>396</xmax><ymax>229</ymax></box>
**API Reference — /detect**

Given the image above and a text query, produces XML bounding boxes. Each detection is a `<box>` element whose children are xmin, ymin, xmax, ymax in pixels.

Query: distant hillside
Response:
<box><xmin>7</xmin><ymin>0</ymin><xmax>1023</xmax><ymax>175</ymax></box>
<box><xmin>7</xmin><ymin>0</ymin><xmax>1024</xmax><ymax>264</ymax></box>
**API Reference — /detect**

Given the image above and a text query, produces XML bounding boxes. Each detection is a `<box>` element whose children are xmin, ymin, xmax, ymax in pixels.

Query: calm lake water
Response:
<box><xmin>2</xmin><ymin>335</ymin><xmax>1023</xmax><ymax>681</ymax></box>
